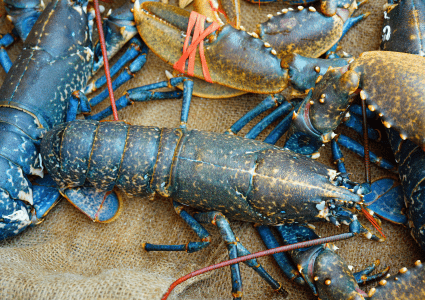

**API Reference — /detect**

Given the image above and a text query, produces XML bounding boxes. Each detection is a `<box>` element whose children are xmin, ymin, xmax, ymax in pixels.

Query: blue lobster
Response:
<box><xmin>0</xmin><ymin>0</ymin><xmax>197</xmax><ymax>239</ymax></box>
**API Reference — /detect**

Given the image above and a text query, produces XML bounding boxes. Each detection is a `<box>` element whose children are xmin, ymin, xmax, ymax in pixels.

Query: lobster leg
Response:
<box><xmin>84</xmin><ymin>37</ymin><xmax>148</xmax><ymax>97</ymax></box>
<box><xmin>343</xmin><ymin>105</ymin><xmax>381</xmax><ymax>141</ymax></box>
<box><xmin>84</xmin><ymin>44</ymin><xmax>149</xmax><ymax>112</ymax></box>
<box><xmin>85</xmin><ymin>77</ymin><xmax>192</xmax><ymax>121</ymax></box>
<box><xmin>325</xmin><ymin>12</ymin><xmax>370</xmax><ymax>58</ymax></box>
<box><xmin>143</xmin><ymin>205</ymin><xmax>286</xmax><ymax>298</ymax></box>
<box><xmin>353</xmin><ymin>260</ymin><xmax>390</xmax><ymax>284</ymax></box>
<box><xmin>65</xmin><ymin>40</ymin><xmax>148</xmax><ymax>122</ymax></box>
<box><xmin>143</xmin><ymin>201</ymin><xmax>211</xmax><ymax>252</ymax></box>
<box><xmin>193</xmin><ymin>211</ymin><xmax>286</xmax><ymax>298</ymax></box>
<box><xmin>224</xmin><ymin>95</ymin><xmax>302</xmax><ymax>142</ymax></box>
<box><xmin>256</xmin><ymin>225</ymin><xmax>305</xmax><ymax>285</ymax></box>
<box><xmin>226</xmin><ymin>95</ymin><xmax>286</xmax><ymax>135</ymax></box>
<box><xmin>334</xmin><ymin>135</ymin><xmax>396</xmax><ymax>171</ymax></box>
<box><xmin>0</xmin><ymin>0</ymin><xmax>44</xmax><ymax>72</ymax></box>
<box><xmin>244</xmin><ymin>101</ymin><xmax>298</xmax><ymax>140</ymax></box>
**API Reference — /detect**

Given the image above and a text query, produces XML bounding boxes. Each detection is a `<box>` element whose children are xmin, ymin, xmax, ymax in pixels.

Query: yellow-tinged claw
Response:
<box><xmin>135</xmin><ymin>2</ymin><xmax>288</xmax><ymax>94</ymax></box>
<box><xmin>316</xmin><ymin>75</ymin><xmax>323</xmax><ymax>84</ymax></box>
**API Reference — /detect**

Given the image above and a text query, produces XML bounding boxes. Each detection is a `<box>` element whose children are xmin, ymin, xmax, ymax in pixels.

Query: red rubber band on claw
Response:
<box><xmin>173</xmin><ymin>11</ymin><xmax>220</xmax><ymax>83</ymax></box>
<box><xmin>208</xmin><ymin>0</ymin><xmax>229</xmax><ymax>20</ymax></box>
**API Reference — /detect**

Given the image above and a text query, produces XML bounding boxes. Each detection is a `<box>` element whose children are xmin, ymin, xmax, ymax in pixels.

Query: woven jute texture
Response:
<box><xmin>0</xmin><ymin>0</ymin><xmax>424</xmax><ymax>299</ymax></box>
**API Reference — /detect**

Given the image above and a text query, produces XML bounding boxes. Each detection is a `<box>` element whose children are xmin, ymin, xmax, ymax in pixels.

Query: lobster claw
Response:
<box><xmin>311</xmin><ymin>246</ymin><xmax>369</xmax><ymax>299</ymax></box>
<box><xmin>285</xmin><ymin>65</ymin><xmax>359</xmax><ymax>154</ymax></box>
<box><xmin>62</xmin><ymin>187</ymin><xmax>123</xmax><ymax>223</ymax></box>
<box><xmin>134</xmin><ymin>1</ymin><xmax>288</xmax><ymax>94</ymax></box>
<box><xmin>275</xmin><ymin>224</ymin><xmax>380</xmax><ymax>300</ymax></box>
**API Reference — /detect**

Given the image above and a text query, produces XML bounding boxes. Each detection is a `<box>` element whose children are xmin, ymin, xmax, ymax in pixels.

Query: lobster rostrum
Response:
<box><xmin>134</xmin><ymin>0</ymin><xmax>366</xmax><ymax>98</ymax></box>
<box><xmin>0</xmin><ymin>0</ymin><xmax>191</xmax><ymax>239</ymax></box>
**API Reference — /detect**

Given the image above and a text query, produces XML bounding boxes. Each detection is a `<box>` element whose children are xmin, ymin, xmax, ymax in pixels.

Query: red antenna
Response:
<box><xmin>93</xmin><ymin>0</ymin><xmax>119</xmax><ymax>121</ymax></box>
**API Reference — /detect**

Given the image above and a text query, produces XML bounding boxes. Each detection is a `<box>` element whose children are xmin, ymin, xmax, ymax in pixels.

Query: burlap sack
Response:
<box><xmin>0</xmin><ymin>0</ymin><xmax>423</xmax><ymax>299</ymax></box>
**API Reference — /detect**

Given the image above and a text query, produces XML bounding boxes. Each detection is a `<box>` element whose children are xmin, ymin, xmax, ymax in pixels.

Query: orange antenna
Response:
<box><xmin>93</xmin><ymin>0</ymin><xmax>119</xmax><ymax>121</ymax></box>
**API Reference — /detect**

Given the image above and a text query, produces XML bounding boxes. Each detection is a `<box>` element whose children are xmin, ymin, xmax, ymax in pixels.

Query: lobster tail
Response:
<box><xmin>0</xmin><ymin>0</ymin><xmax>93</xmax><ymax>239</ymax></box>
